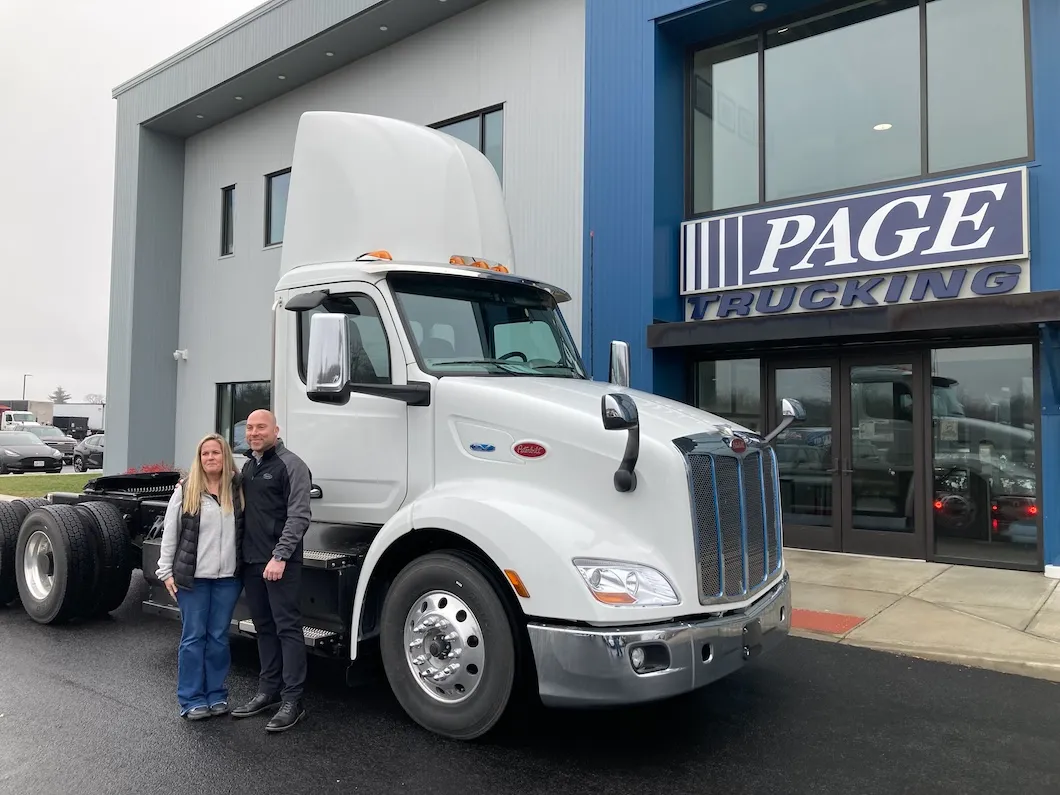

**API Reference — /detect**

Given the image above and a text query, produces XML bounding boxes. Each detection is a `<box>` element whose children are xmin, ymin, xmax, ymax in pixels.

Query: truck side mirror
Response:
<box><xmin>306</xmin><ymin>313</ymin><xmax>350</xmax><ymax>400</ymax></box>
<box><xmin>762</xmin><ymin>397</ymin><xmax>807</xmax><ymax>445</ymax></box>
<box><xmin>601</xmin><ymin>393</ymin><xmax>639</xmax><ymax>492</ymax></box>
<box><xmin>608</xmin><ymin>340</ymin><xmax>630</xmax><ymax>388</ymax></box>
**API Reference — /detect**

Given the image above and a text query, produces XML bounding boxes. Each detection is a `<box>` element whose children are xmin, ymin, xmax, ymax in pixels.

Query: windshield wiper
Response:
<box><xmin>430</xmin><ymin>359</ymin><xmax>533</xmax><ymax>374</ymax></box>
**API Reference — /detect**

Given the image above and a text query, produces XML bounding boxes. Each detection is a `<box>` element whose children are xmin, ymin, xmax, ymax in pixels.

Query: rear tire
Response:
<box><xmin>75</xmin><ymin>502</ymin><xmax>132</xmax><ymax>616</ymax></box>
<box><xmin>9</xmin><ymin>498</ymin><xmax>49</xmax><ymax>525</ymax></box>
<box><xmin>380</xmin><ymin>552</ymin><xmax>516</xmax><ymax>741</ymax></box>
<box><xmin>15</xmin><ymin>505</ymin><xmax>96</xmax><ymax>624</ymax></box>
<box><xmin>0</xmin><ymin>503</ymin><xmax>21</xmax><ymax>606</ymax></box>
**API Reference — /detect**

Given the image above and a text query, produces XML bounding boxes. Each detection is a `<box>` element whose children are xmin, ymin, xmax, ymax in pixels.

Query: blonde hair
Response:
<box><xmin>181</xmin><ymin>433</ymin><xmax>240</xmax><ymax>516</ymax></box>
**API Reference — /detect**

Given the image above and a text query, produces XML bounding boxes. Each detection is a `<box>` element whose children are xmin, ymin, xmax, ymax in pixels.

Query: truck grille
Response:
<box><xmin>676</xmin><ymin>435</ymin><xmax>783</xmax><ymax>605</ymax></box>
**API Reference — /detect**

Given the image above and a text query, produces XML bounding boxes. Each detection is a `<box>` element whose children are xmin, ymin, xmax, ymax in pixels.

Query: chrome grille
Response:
<box><xmin>678</xmin><ymin>435</ymin><xmax>783</xmax><ymax>605</ymax></box>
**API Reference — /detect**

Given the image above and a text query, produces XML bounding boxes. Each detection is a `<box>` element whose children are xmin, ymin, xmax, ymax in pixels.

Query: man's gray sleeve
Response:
<box><xmin>273</xmin><ymin>451</ymin><xmax>313</xmax><ymax>561</ymax></box>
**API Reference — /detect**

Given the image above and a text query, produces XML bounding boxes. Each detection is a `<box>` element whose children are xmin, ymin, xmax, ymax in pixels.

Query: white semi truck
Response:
<box><xmin>0</xmin><ymin>112</ymin><xmax>802</xmax><ymax>740</ymax></box>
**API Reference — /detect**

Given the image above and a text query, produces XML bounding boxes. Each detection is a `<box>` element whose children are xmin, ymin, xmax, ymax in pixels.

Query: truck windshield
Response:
<box><xmin>388</xmin><ymin>272</ymin><xmax>587</xmax><ymax>378</ymax></box>
<box><xmin>27</xmin><ymin>427</ymin><xmax>63</xmax><ymax>437</ymax></box>
<box><xmin>7</xmin><ymin>412</ymin><xmax>34</xmax><ymax>423</ymax></box>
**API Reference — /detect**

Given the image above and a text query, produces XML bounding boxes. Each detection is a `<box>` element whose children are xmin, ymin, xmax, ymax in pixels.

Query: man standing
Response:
<box><xmin>231</xmin><ymin>408</ymin><xmax>313</xmax><ymax>732</ymax></box>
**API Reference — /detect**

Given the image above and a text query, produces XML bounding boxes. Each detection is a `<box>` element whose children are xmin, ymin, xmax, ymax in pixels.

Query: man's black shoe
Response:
<box><xmin>265</xmin><ymin>700</ymin><xmax>306</xmax><ymax>733</ymax></box>
<box><xmin>231</xmin><ymin>693</ymin><xmax>281</xmax><ymax>719</ymax></box>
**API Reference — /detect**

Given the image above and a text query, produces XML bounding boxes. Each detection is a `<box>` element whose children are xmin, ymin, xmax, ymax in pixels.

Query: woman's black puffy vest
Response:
<box><xmin>171</xmin><ymin>474</ymin><xmax>245</xmax><ymax>589</ymax></box>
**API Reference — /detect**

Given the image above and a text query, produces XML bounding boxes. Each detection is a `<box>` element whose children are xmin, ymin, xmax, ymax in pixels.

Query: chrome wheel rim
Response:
<box><xmin>23</xmin><ymin>530</ymin><xmax>55</xmax><ymax>602</ymax></box>
<box><xmin>403</xmin><ymin>590</ymin><xmax>484</xmax><ymax>704</ymax></box>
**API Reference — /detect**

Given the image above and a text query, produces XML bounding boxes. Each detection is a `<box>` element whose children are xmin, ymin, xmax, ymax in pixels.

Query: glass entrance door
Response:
<box><xmin>769</xmin><ymin>353</ymin><xmax>928</xmax><ymax>558</ymax></box>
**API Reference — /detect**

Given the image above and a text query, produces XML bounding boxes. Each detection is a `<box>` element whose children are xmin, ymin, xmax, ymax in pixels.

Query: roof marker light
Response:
<box><xmin>357</xmin><ymin>250</ymin><xmax>393</xmax><ymax>261</ymax></box>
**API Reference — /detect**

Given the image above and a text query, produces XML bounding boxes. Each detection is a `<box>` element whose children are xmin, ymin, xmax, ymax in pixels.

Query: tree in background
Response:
<box><xmin>84</xmin><ymin>393</ymin><xmax>105</xmax><ymax>404</ymax></box>
<box><xmin>49</xmin><ymin>386</ymin><xmax>72</xmax><ymax>404</ymax></box>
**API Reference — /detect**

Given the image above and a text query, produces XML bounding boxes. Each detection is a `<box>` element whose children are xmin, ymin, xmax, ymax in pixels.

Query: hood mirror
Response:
<box><xmin>601</xmin><ymin>393</ymin><xmax>640</xmax><ymax>492</ymax></box>
<box><xmin>762</xmin><ymin>397</ymin><xmax>807</xmax><ymax>445</ymax></box>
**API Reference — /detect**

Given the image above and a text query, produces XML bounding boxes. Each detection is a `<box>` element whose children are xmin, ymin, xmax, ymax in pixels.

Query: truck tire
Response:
<box><xmin>380</xmin><ymin>551</ymin><xmax>517</xmax><ymax>741</ymax></box>
<box><xmin>15</xmin><ymin>505</ymin><xmax>96</xmax><ymax>624</ymax></box>
<box><xmin>75</xmin><ymin>502</ymin><xmax>132</xmax><ymax>616</ymax></box>
<box><xmin>9</xmin><ymin>498</ymin><xmax>50</xmax><ymax>525</ymax></box>
<box><xmin>0</xmin><ymin>503</ymin><xmax>21</xmax><ymax>606</ymax></box>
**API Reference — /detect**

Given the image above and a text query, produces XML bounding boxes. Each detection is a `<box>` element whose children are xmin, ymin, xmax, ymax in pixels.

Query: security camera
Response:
<box><xmin>172</xmin><ymin>349</ymin><xmax>188</xmax><ymax>361</ymax></box>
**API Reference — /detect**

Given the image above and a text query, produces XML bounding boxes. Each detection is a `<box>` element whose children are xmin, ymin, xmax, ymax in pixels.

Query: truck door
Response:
<box><xmin>284</xmin><ymin>282</ymin><xmax>410</xmax><ymax>526</ymax></box>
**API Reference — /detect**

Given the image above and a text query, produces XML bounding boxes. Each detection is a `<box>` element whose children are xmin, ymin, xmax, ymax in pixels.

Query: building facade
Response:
<box><xmin>584</xmin><ymin>0</ymin><xmax>1060</xmax><ymax>576</ymax></box>
<box><xmin>107</xmin><ymin>0</ymin><xmax>1060</xmax><ymax>575</ymax></box>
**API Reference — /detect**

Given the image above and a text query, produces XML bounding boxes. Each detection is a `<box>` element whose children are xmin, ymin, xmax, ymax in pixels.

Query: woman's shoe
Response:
<box><xmin>183</xmin><ymin>706</ymin><xmax>212</xmax><ymax>721</ymax></box>
<box><xmin>209</xmin><ymin>701</ymin><xmax>230</xmax><ymax>716</ymax></box>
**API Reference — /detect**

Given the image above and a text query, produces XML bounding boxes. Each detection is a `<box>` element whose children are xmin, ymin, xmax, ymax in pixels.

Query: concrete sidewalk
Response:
<box><xmin>787</xmin><ymin>548</ymin><xmax>1060</xmax><ymax>682</ymax></box>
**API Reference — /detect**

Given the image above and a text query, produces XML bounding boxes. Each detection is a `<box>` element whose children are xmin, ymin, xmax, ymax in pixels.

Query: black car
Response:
<box><xmin>72</xmin><ymin>433</ymin><xmax>105</xmax><ymax>472</ymax></box>
<box><xmin>0</xmin><ymin>431</ymin><xmax>65</xmax><ymax>474</ymax></box>
<box><xmin>21</xmin><ymin>425</ymin><xmax>78</xmax><ymax>463</ymax></box>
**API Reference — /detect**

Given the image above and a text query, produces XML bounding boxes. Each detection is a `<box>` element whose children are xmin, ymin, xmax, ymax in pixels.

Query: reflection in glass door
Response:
<box><xmin>840</xmin><ymin>358</ymin><xmax>924</xmax><ymax>558</ymax></box>
<box><xmin>772</xmin><ymin>364</ymin><xmax>840</xmax><ymax>551</ymax></box>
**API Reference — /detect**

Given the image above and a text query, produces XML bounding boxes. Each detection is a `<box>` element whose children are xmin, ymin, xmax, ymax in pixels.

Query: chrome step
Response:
<box><xmin>303</xmin><ymin>549</ymin><xmax>358</xmax><ymax>570</ymax></box>
<box><xmin>238</xmin><ymin>618</ymin><xmax>339</xmax><ymax>648</ymax></box>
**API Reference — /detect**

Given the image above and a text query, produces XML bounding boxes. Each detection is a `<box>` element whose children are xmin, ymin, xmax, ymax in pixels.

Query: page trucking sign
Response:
<box><xmin>680</xmin><ymin>167</ymin><xmax>1029</xmax><ymax>322</ymax></box>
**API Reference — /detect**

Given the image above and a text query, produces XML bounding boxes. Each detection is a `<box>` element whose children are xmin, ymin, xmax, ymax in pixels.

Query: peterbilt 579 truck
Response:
<box><xmin>0</xmin><ymin>112</ymin><xmax>803</xmax><ymax>741</ymax></box>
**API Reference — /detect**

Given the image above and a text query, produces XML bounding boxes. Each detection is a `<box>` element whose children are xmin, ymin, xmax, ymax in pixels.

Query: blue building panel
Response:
<box><xmin>584</xmin><ymin>0</ymin><xmax>1060</xmax><ymax>572</ymax></box>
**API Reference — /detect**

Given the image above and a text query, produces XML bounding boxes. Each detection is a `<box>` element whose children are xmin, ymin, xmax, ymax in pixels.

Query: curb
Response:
<box><xmin>792</xmin><ymin>629</ymin><xmax>1060</xmax><ymax>683</ymax></box>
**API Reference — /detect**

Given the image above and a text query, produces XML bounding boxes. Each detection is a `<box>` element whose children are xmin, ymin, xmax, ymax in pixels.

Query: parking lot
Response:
<box><xmin>2</xmin><ymin>572</ymin><xmax>1059</xmax><ymax>795</ymax></box>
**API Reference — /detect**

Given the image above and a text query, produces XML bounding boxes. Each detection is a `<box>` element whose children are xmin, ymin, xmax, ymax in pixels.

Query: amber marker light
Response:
<box><xmin>504</xmin><ymin>569</ymin><xmax>531</xmax><ymax>599</ymax></box>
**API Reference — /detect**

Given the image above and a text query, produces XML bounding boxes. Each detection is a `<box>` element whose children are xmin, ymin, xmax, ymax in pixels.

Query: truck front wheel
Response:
<box><xmin>380</xmin><ymin>551</ymin><xmax>516</xmax><ymax>741</ymax></box>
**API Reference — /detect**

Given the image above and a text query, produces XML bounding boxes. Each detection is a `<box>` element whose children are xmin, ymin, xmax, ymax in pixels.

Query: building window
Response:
<box><xmin>432</xmin><ymin>106</ymin><xmax>504</xmax><ymax>183</ymax></box>
<box><xmin>216</xmin><ymin>381</ymin><xmax>271</xmax><ymax>456</ymax></box>
<box><xmin>295</xmin><ymin>294</ymin><xmax>392</xmax><ymax>385</ymax></box>
<box><xmin>689</xmin><ymin>0</ymin><xmax>1031</xmax><ymax>214</ymax></box>
<box><xmin>220</xmin><ymin>185</ymin><xmax>235</xmax><ymax>256</ymax></box>
<box><xmin>693</xmin><ymin>359</ymin><xmax>762</xmax><ymax>433</ymax></box>
<box><xmin>265</xmin><ymin>169</ymin><xmax>291</xmax><ymax>247</ymax></box>
<box><xmin>930</xmin><ymin>344</ymin><xmax>1038</xmax><ymax>567</ymax></box>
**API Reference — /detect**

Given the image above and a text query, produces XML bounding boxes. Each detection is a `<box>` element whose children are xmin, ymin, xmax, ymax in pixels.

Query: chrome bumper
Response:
<box><xmin>526</xmin><ymin>571</ymin><xmax>791</xmax><ymax>708</ymax></box>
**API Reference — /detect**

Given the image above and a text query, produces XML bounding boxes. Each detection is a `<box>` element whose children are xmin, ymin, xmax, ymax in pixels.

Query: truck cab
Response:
<box><xmin>1</xmin><ymin>111</ymin><xmax>802</xmax><ymax>742</ymax></box>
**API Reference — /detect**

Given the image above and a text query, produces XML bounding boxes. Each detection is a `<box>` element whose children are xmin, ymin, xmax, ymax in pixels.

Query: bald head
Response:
<box><xmin>245</xmin><ymin>408</ymin><xmax>279</xmax><ymax>454</ymax></box>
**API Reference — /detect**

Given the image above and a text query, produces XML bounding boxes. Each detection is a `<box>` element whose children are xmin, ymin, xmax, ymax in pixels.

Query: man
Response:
<box><xmin>230</xmin><ymin>409</ymin><xmax>313</xmax><ymax>732</ymax></box>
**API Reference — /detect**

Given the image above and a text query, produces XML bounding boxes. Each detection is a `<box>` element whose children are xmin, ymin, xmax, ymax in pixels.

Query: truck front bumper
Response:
<box><xmin>526</xmin><ymin>571</ymin><xmax>791</xmax><ymax>708</ymax></box>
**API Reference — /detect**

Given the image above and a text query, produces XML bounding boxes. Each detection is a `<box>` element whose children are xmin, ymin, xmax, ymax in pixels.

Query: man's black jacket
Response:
<box><xmin>241</xmin><ymin>440</ymin><xmax>313</xmax><ymax>564</ymax></box>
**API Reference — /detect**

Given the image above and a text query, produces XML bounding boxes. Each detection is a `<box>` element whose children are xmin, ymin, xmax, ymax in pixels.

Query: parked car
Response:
<box><xmin>0</xmin><ymin>431</ymin><xmax>65</xmax><ymax>474</ymax></box>
<box><xmin>72</xmin><ymin>434</ymin><xmax>105</xmax><ymax>472</ymax></box>
<box><xmin>19</xmin><ymin>425</ymin><xmax>78</xmax><ymax>463</ymax></box>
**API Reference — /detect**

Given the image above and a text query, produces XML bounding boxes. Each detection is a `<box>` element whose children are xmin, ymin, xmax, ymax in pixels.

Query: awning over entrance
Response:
<box><xmin>647</xmin><ymin>289</ymin><xmax>1060</xmax><ymax>352</ymax></box>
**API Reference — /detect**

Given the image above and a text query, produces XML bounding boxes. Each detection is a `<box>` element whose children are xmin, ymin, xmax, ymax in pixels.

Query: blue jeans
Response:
<box><xmin>174</xmin><ymin>577</ymin><xmax>243</xmax><ymax>715</ymax></box>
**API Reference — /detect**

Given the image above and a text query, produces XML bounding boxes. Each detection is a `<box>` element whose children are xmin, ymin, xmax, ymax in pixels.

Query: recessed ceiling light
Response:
<box><xmin>278</xmin><ymin>74</ymin><xmax>286</xmax><ymax>80</ymax></box>
<box><xmin>873</xmin><ymin>123</ymin><xmax>893</xmax><ymax>131</ymax></box>
<box><xmin>379</xmin><ymin>25</ymin><xmax>388</xmax><ymax>31</ymax></box>
<box><xmin>196</xmin><ymin>114</ymin><xmax>204</xmax><ymax>119</ymax></box>
<box><xmin>325</xmin><ymin>51</ymin><xmax>334</xmax><ymax>56</ymax></box>
<box><xmin>751</xmin><ymin>2</ymin><xmax>767</xmax><ymax>11</ymax></box>
<box><xmin>234</xmin><ymin>95</ymin><xmax>243</xmax><ymax>101</ymax></box>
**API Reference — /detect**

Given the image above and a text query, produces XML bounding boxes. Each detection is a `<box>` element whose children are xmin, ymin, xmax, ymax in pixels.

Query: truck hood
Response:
<box><xmin>437</xmin><ymin>376</ymin><xmax>749</xmax><ymax>444</ymax></box>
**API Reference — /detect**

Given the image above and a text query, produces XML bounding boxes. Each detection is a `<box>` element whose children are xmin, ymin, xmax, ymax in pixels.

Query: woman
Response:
<box><xmin>156</xmin><ymin>433</ymin><xmax>245</xmax><ymax>720</ymax></box>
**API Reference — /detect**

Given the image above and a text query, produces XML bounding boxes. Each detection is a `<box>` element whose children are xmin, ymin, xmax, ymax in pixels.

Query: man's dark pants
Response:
<box><xmin>242</xmin><ymin>561</ymin><xmax>307</xmax><ymax>702</ymax></box>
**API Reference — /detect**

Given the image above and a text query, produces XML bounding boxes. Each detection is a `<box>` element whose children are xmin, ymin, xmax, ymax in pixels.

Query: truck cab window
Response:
<box><xmin>297</xmin><ymin>294</ymin><xmax>392</xmax><ymax>384</ymax></box>
<box><xmin>388</xmin><ymin>272</ymin><xmax>585</xmax><ymax>379</ymax></box>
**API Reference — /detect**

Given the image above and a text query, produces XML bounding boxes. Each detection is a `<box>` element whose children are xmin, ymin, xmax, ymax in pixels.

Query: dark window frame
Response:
<box><xmin>264</xmin><ymin>168</ymin><xmax>292</xmax><ymax>247</ymax></box>
<box><xmin>683</xmin><ymin>0</ymin><xmax>1035</xmax><ymax>219</ymax></box>
<box><xmin>215</xmin><ymin>380</ymin><xmax>271</xmax><ymax>454</ymax></box>
<box><xmin>430</xmin><ymin>104</ymin><xmax>505</xmax><ymax>181</ymax></box>
<box><xmin>220</xmin><ymin>184</ymin><xmax>235</xmax><ymax>256</ymax></box>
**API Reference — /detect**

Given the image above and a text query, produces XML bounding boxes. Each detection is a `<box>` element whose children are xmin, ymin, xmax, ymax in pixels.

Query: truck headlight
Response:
<box><xmin>573</xmin><ymin>559</ymin><xmax>680</xmax><ymax>606</ymax></box>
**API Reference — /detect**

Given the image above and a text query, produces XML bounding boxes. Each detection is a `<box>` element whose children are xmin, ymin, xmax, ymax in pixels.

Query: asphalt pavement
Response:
<box><xmin>1</xmin><ymin>573</ymin><xmax>1059</xmax><ymax>795</ymax></box>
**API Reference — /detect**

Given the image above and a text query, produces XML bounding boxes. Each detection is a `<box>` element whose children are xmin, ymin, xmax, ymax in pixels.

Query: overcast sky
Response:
<box><xmin>0</xmin><ymin>0</ymin><xmax>261</xmax><ymax>404</ymax></box>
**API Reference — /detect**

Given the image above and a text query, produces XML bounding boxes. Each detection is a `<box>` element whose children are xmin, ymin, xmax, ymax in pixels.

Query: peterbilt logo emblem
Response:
<box><xmin>727</xmin><ymin>436</ymin><xmax>747</xmax><ymax>453</ymax></box>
